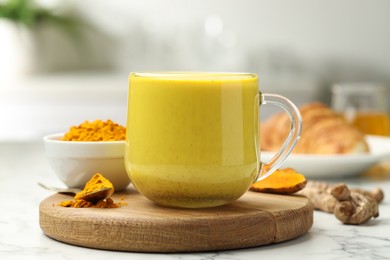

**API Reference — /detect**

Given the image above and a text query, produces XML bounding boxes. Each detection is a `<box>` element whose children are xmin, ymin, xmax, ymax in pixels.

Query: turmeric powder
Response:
<box><xmin>59</xmin><ymin>197</ymin><xmax>120</xmax><ymax>208</ymax></box>
<box><xmin>250</xmin><ymin>168</ymin><xmax>307</xmax><ymax>194</ymax></box>
<box><xmin>61</xmin><ymin>119</ymin><xmax>126</xmax><ymax>141</ymax></box>
<box><xmin>74</xmin><ymin>173</ymin><xmax>114</xmax><ymax>201</ymax></box>
<box><xmin>58</xmin><ymin>173</ymin><xmax>125</xmax><ymax>208</ymax></box>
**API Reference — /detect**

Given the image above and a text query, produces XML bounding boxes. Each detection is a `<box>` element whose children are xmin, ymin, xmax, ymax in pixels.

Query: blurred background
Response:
<box><xmin>1</xmin><ymin>0</ymin><xmax>389</xmax><ymax>141</ymax></box>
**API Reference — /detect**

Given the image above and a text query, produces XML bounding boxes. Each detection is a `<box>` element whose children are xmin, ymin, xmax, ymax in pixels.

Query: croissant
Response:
<box><xmin>260</xmin><ymin>102</ymin><xmax>369</xmax><ymax>154</ymax></box>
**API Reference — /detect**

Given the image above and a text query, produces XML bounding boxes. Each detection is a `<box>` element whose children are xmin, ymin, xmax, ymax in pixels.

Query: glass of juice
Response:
<box><xmin>332</xmin><ymin>83</ymin><xmax>390</xmax><ymax>136</ymax></box>
<box><xmin>126</xmin><ymin>72</ymin><xmax>302</xmax><ymax>208</ymax></box>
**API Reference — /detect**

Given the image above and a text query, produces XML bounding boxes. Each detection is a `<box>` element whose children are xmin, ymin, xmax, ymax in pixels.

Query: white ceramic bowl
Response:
<box><xmin>43</xmin><ymin>133</ymin><xmax>130</xmax><ymax>191</ymax></box>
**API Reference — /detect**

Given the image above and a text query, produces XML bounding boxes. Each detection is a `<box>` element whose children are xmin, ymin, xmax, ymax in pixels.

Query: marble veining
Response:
<box><xmin>1</xmin><ymin>142</ymin><xmax>390</xmax><ymax>260</ymax></box>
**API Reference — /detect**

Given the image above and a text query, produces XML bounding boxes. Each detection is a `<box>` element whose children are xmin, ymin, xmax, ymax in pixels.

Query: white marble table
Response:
<box><xmin>1</xmin><ymin>141</ymin><xmax>389</xmax><ymax>260</ymax></box>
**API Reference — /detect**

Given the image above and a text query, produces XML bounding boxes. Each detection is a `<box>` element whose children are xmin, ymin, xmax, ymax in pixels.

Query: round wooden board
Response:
<box><xmin>39</xmin><ymin>186</ymin><xmax>313</xmax><ymax>252</ymax></box>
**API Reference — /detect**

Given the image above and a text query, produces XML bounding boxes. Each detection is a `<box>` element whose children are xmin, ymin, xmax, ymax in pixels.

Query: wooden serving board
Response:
<box><xmin>39</xmin><ymin>186</ymin><xmax>313</xmax><ymax>252</ymax></box>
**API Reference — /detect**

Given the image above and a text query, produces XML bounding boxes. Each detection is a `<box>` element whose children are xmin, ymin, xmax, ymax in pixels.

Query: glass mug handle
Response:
<box><xmin>256</xmin><ymin>93</ymin><xmax>302</xmax><ymax>181</ymax></box>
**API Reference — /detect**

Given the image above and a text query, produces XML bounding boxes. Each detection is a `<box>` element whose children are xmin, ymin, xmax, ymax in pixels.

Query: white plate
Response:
<box><xmin>261</xmin><ymin>135</ymin><xmax>390</xmax><ymax>179</ymax></box>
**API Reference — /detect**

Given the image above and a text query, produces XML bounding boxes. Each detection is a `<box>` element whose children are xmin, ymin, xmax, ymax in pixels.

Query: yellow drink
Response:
<box><xmin>126</xmin><ymin>72</ymin><xmax>260</xmax><ymax>208</ymax></box>
<box><xmin>350</xmin><ymin>112</ymin><xmax>390</xmax><ymax>136</ymax></box>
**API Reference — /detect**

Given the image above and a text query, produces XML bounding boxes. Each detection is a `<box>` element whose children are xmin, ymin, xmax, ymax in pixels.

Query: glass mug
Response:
<box><xmin>332</xmin><ymin>83</ymin><xmax>390</xmax><ymax>136</ymax></box>
<box><xmin>125</xmin><ymin>72</ymin><xmax>302</xmax><ymax>208</ymax></box>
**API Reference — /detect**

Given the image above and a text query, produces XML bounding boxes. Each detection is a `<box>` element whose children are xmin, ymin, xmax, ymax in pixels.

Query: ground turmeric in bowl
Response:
<box><xmin>61</xmin><ymin>119</ymin><xmax>126</xmax><ymax>141</ymax></box>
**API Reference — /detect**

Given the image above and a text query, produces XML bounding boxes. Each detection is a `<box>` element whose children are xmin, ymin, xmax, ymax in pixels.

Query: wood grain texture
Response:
<box><xmin>39</xmin><ymin>187</ymin><xmax>313</xmax><ymax>252</ymax></box>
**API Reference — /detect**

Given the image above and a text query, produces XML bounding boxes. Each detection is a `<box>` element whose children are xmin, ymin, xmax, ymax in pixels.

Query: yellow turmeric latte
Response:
<box><xmin>61</xmin><ymin>119</ymin><xmax>126</xmax><ymax>141</ymax></box>
<box><xmin>126</xmin><ymin>72</ymin><xmax>259</xmax><ymax>208</ymax></box>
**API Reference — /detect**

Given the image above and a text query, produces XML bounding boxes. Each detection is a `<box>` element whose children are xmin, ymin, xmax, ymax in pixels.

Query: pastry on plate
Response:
<box><xmin>260</xmin><ymin>102</ymin><xmax>369</xmax><ymax>154</ymax></box>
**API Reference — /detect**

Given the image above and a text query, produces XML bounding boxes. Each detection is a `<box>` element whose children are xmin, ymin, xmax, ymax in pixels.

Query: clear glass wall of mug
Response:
<box><xmin>126</xmin><ymin>72</ymin><xmax>301</xmax><ymax>208</ymax></box>
<box><xmin>332</xmin><ymin>83</ymin><xmax>390</xmax><ymax>136</ymax></box>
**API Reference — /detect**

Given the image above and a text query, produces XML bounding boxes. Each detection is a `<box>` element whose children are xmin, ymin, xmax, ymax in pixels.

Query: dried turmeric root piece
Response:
<box><xmin>297</xmin><ymin>181</ymin><xmax>383</xmax><ymax>225</ymax></box>
<box><xmin>250</xmin><ymin>168</ymin><xmax>307</xmax><ymax>194</ymax></box>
